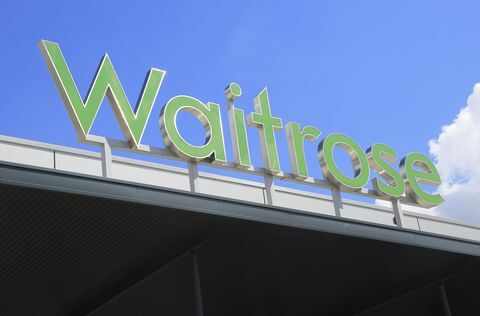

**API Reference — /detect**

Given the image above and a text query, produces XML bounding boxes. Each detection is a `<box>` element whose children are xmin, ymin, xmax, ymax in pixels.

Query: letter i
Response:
<box><xmin>224</xmin><ymin>83</ymin><xmax>252</xmax><ymax>169</ymax></box>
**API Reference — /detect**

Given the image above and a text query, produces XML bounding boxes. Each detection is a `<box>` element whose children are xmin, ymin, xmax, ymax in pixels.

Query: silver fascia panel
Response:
<box><xmin>1</xmin><ymin>134</ymin><xmax>480</xmax><ymax>243</ymax></box>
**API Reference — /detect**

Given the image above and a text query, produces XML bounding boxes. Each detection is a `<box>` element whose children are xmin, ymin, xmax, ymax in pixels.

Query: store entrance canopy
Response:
<box><xmin>1</xmin><ymin>162</ymin><xmax>479</xmax><ymax>315</ymax></box>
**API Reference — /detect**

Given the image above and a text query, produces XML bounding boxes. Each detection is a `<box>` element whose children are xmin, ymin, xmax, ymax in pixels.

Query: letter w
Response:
<box><xmin>39</xmin><ymin>40</ymin><xmax>165</xmax><ymax>148</ymax></box>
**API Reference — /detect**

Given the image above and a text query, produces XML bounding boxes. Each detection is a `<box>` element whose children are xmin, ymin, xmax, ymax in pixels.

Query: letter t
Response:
<box><xmin>247</xmin><ymin>88</ymin><xmax>283</xmax><ymax>174</ymax></box>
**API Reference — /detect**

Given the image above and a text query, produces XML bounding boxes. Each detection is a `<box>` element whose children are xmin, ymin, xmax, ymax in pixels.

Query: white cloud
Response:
<box><xmin>428</xmin><ymin>83</ymin><xmax>480</xmax><ymax>223</ymax></box>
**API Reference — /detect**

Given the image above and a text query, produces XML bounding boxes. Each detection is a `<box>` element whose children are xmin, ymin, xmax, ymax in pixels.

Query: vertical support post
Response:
<box><xmin>439</xmin><ymin>282</ymin><xmax>451</xmax><ymax>316</ymax></box>
<box><xmin>264</xmin><ymin>174</ymin><xmax>276</xmax><ymax>205</ymax></box>
<box><xmin>391</xmin><ymin>198</ymin><xmax>405</xmax><ymax>228</ymax></box>
<box><xmin>188</xmin><ymin>161</ymin><xmax>200</xmax><ymax>193</ymax></box>
<box><xmin>191</xmin><ymin>251</ymin><xmax>204</xmax><ymax>316</ymax></box>
<box><xmin>331</xmin><ymin>187</ymin><xmax>343</xmax><ymax>217</ymax></box>
<box><xmin>100</xmin><ymin>139</ymin><xmax>112</xmax><ymax>178</ymax></box>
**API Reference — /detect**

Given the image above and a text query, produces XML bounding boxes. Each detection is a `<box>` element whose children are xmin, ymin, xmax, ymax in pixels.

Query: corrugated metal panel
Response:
<box><xmin>89</xmin><ymin>253</ymin><xmax>195</xmax><ymax>316</ymax></box>
<box><xmin>0</xmin><ymin>184</ymin><xmax>215</xmax><ymax>315</ymax></box>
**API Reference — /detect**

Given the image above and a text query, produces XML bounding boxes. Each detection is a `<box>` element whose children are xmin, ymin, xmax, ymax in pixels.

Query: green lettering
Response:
<box><xmin>247</xmin><ymin>88</ymin><xmax>283</xmax><ymax>174</ymax></box>
<box><xmin>400</xmin><ymin>152</ymin><xmax>444</xmax><ymax>208</ymax></box>
<box><xmin>318</xmin><ymin>133</ymin><xmax>370</xmax><ymax>190</ymax></box>
<box><xmin>225</xmin><ymin>83</ymin><xmax>252</xmax><ymax>169</ymax></box>
<box><xmin>159</xmin><ymin>95</ymin><xmax>227</xmax><ymax>164</ymax></box>
<box><xmin>286</xmin><ymin>122</ymin><xmax>321</xmax><ymax>179</ymax></box>
<box><xmin>366</xmin><ymin>143</ymin><xmax>405</xmax><ymax>198</ymax></box>
<box><xmin>39</xmin><ymin>40</ymin><xmax>165</xmax><ymax>148</ymax></box>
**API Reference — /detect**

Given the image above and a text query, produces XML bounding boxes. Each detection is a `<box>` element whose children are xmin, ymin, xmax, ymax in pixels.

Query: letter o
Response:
<box><xmin>318</xmin><ymin>133</ymin><xmax>370</xmax><ymax>190</ymax></box>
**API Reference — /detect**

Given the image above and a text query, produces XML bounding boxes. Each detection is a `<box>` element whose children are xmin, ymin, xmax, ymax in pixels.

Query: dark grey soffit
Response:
<box><xmin>0</xmin><ymin>161</ymin><xmax>479</xmax><ymax>257</ymax></box>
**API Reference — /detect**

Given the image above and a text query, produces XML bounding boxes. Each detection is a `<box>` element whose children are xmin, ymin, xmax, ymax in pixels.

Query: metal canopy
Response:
<box><xmin>0</xmin><ymin>161</ymin><xmax>479</xmax><ymax>315</ymax></box>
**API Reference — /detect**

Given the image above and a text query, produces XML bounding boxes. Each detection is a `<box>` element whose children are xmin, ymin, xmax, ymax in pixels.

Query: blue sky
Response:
<box><xmin>1</xmin><ymin>1</ymin><xmax>480</xmax><ymax>220</ymax></box>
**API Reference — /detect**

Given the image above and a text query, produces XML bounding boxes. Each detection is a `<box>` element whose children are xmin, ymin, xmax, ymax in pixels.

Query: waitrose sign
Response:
<box><xmin>40</xmin><ymin>40</ymin><xmax>443</xmax><ymax>208</ymax></box>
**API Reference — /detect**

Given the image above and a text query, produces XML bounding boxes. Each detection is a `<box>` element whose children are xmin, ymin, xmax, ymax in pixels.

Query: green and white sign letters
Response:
<box><xmin>40</xmin><ymin>40</ymin><xmax>444</xmax><ymax>208</ymax></box>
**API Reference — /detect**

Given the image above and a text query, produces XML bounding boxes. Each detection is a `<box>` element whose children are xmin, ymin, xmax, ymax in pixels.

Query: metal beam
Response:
<box><xmin>191</xmin><ymin>250</ymin><xmax>204</xmax><ymax>316</ymax></box>
<box><xmin>440</xmin><ymin>282</ymin><xmax>452</xmax><ymax>316</ymax></box>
